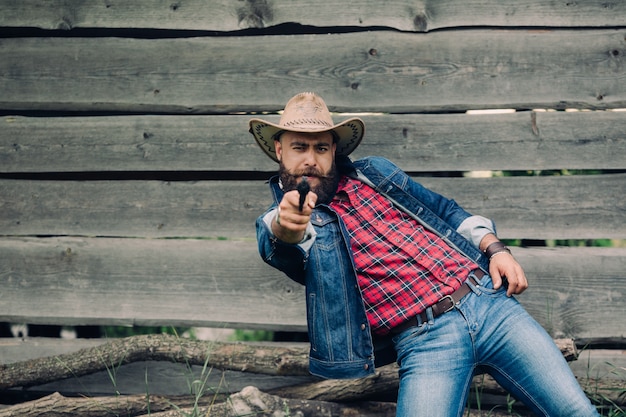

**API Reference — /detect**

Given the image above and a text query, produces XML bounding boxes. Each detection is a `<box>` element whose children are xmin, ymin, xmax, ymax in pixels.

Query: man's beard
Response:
<box><xmin>278</xmin><ymin>161</ymin><xmax>340</xmax><ymax>205</ymax></box>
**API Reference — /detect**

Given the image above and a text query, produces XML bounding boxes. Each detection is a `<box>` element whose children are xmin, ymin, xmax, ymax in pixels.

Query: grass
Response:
<box><xmin>168</xmin><ymin>328</ymin><xmax>225</xmax><ymax>417</ymax></box>
<box><xmin>578</xmin><ymin>348</ymin><xmax>626</xmax><ymax>417</ymax></box>
<box><xmin>50</xmin><ymin>327</ymin><xmax>624</xmax><ymax>416</ymax></box>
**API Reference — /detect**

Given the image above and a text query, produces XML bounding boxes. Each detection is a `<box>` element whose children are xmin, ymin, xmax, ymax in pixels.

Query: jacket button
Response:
<box><xmin>364</xmin><ymin>364</ymin><xmax>369</xmax><ymax>370</ymax></box>
<box><xmin>360</xmin><ymin>323</ymin><xmax>366</xmax><ymax>330</ymax></box>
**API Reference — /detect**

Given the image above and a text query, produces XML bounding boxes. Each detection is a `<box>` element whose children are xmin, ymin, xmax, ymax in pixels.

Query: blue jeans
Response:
<box><xmin>392</xmin><ymin>272</ymin><xmax>599</xmax><ymax>417</ymax></box>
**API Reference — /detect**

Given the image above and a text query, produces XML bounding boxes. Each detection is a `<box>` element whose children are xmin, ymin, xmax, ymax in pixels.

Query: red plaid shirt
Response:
<box><xmin>330</xmin><ymin>176</ymin><xmax>478</xmax><ymax>335</ymax></box>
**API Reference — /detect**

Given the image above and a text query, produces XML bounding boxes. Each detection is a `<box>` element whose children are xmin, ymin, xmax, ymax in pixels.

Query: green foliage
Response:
<box><xmin>553</xmin><ymin>239</ymin><xmax>614</xmax><ymax>247</ymax></box>
<box><xmin>98</xmin><ymin>326</ymin><xmax>277</xmax><ymax>342</ymax></box>
<box><xmin>102</xmin><ymin>325</ymin><xmax>191</xmax><ymax>338</ymax></box>
<box><xmin>230</xmin><ymin>329</ymin><xmax>274</xmax><ymax>341</ymax></box>
<box><xmin>498</xmin><ymin>169</ymin><xmax>607</xmax><ymax>177</ymax></box>
<box><xmin>501</xmin><ymin>238</ymin><xmax>620</xmax><ymax>248</ymax></box>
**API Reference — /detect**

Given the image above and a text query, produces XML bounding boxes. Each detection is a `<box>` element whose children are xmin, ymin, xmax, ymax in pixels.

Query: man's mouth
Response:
<box><xmin>301</xmin><ymin>175</ymin><xmax>318</xmax><ymax>186</ymax></box>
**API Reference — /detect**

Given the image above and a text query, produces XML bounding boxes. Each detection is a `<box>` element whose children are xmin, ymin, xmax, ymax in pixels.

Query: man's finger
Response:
<box><xmin>490</xmin><ymin>268</ymin><xmax>503</xmax><ymax>290</ymax></box>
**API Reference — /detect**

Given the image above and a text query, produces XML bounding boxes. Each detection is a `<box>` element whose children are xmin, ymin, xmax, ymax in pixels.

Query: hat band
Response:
<box><xmin>283</xmin><ymin>118</ymin><xmax>333</xmax><ymax>129</ymax></box>
<box><xmin>272</xmin><ymin>128</ymin><xmax>340</xmax><ymax>143</ymax></box>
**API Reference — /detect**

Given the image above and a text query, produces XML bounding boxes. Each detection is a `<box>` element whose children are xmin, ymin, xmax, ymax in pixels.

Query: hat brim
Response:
<box><xmin>249</xmin><ymin>117</ymin><xmax>364</xmax><ymax>163</ymax></box>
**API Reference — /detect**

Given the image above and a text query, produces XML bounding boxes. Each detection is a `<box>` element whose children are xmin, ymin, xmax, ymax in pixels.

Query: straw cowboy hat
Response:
<box><xmin>249</xmin><ymin>92</ymin><xmax>365</xmax><ymax>163</ymax></box>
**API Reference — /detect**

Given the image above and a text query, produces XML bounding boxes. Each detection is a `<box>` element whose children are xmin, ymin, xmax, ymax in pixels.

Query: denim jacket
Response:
<box><xmin>256</xmin><ymin>156</ymin><xmax>495</xmax><ymax>379</ymax></box>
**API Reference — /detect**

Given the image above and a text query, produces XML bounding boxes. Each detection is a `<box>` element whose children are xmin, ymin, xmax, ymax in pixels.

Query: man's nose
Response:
<box><xmin>303</xmin><ymin>149</ymin><xmax>317</xmax><ymax>166</ymax></box>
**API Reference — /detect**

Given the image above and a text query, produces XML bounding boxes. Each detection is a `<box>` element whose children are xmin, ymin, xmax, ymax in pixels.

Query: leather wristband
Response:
<box><xmin>484</xmin><ymin>241</ymin><xmax>511</xmax><ymax>259</ymax></box>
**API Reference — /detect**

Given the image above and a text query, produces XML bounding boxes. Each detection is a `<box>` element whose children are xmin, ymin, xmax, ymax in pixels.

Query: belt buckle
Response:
<box><xmin>439</xmin><ymin>294</ymin><xmax>456</xmax><ymax>314</ymax></box>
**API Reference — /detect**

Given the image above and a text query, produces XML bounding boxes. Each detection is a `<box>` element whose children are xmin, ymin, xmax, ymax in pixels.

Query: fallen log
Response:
<box><xmin>0</xmin><ymin>391</ymin><xmax>217</xmax><ymax>417</ymax></box>
<box><xmin>0</xmin><ymin>386</ymin><xmax>544</xmax><ymax>417</ymax></box>
<box><xmin>269</xmin><ymin>361</ymin><xmax>626</xmax><ymax>408</ymax></box>
<box><xmin>7</xmin><ymin>333</ymin><xmax>615</xmax><ymax>413</ymax></box>
<box><xmin>0</xmin><ymin>334</ymin><xmax>578</xmax><ymax>392</ymax></box>
<box><xmin>0</xmin><ymin>334</ymin><xmax>310</xmax><ymax>390</ymax></box>
<box><xmin>0</xmin><ymin>387</ymin><xmax>397</xmax><ymax>417</ymax></box>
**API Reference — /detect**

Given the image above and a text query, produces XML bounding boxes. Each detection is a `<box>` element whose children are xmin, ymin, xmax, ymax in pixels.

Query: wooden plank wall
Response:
<box><xmin>1</xmin><ymin>1</ymin><xmax>625</xmax><ymax>347</ymax></box>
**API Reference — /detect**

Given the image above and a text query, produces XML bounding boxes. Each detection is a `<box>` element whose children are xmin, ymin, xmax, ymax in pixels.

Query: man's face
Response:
<box><xmin>275</xmin><ymin>131</ymin><xmax>339</xmax><ymax>204</ymax></box>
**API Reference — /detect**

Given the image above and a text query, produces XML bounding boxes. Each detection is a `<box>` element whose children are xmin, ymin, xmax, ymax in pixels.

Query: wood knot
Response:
<box><xmin>57</xmin><ymin>16</ymin><xmax>74</xmax><ymax>30</ymax></box>
<box><xmin>413</xmin><ymin>13</ymin><xmax>428</xmax><ymax>32</ymax></box>
<box><xmin>237</xmin><ymin>0</ymin><xmax>274</xmax><ymax>29</ymax></box>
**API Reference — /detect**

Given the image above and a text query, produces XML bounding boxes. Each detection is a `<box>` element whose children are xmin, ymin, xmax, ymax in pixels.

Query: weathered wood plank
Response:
<box><xmin>355</xmin><ymin>110</ymin><xmax>626</xmax><ymax>172</ymax></box>
<box><xmin>421</xmin><ymin>174</ymin><xmax>626</xmax><ymax>240</ymax></box>
<box><xmin>0</xmin><ymin>0</ymin><xmax>624</xmax><ymax>32</ymax></box>
<box><xmin>1</xmin><ymin>174</ymin><xmax>624</xmax><ymax>240</ymax></box>
<box><xmin>0</xmin><ymin>180</ymin><xmax>271</xmax><ymax>239</ymax></box>
<box><xmin>0</xmin><ymin>238</ymin><xmax>624</xmax><ymax>339</ymax></box>
<box><xmin>0</xmin><ymin>237</ymin><xmax>307</xmax><ymax>331</ymax></box>
<box><xmin>2</xmin><ymin>111</ymin><xmax>625</xmax><ymax>173</ymax></box>
<box><xmin>0</xmin><ymin>114</ymin><xmax>279</xmax><ymax>173</ymax></box>
<box><xmin>513</xmin><ymin>247</ymin><xmax>626</xmax><ymax>339</ymax></box>
<box><xmin>569</xmin><ymin>349</ymin><xmax>626</xmax><ymax>381</ymax></box>
<box><xmin>1</xmin><ymin>30</ymin><xmax>624</xmax><ymax>113</ymax></box>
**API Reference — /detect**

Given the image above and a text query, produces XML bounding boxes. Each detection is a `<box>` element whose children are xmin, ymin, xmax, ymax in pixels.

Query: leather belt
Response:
<box><xmin>391</xmin><ymin>269</ymin><xmax>485</xmax><ymax>334</ymax></box>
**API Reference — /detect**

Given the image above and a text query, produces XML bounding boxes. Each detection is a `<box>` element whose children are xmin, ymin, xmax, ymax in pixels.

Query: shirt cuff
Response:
<box><xmin>457</xmin><ymin>215</ymin><xmax>496</xmax><ymax>248</ymax></box>
<box><xmin>262</xmin><ymin>208</ymin><xmax>317</xmax><ymax>250</ymax></box>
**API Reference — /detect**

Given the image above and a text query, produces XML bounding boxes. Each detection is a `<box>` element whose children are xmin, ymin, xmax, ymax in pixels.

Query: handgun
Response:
<box><xmin>297</xmin><ymin>176</ymin><xmax>310</xmax><ymax>212</ymax></box>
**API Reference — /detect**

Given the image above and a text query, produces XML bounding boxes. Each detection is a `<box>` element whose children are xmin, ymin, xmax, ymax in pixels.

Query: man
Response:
<box><xmin>250</xmin><ymin>92</ymin><xmax>598</xmax><ymax>417</ymax></box>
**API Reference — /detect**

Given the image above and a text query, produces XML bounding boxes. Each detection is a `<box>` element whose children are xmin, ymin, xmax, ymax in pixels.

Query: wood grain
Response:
<box><xmin>0</xmin><ymin>238</ymin><xmax>624</xmax><ymax>340</ymax></box>
<box><xmin>2</xmin><ymin>111</ymin><xmax>625</xmax><ymax>173</ymax></box>
<box><xmin>2</xmin><ymin>174</ymin><xmax>624</xmax><ymax>239</ymax></box>
<box><xmin>1</xmin><ymin>30</ymin><xmax>624</xmax><ymax>113</ymax></box>
<box><xmin>1</xmin><ymin>0</ymin><xmax>624</xmax><ymax>32</ymax></box>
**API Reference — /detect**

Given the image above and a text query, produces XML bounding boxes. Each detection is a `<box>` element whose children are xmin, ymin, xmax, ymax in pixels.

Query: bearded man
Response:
<box><xmin>249</xmin><ymin>92</ymin><xmax>598</xmax><ymax>417</ymax></box>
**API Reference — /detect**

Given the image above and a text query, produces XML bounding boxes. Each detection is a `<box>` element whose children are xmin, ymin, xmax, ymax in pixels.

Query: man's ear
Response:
<box><xmin>274</xmin><ymin>139</ymin><xmax>282</xmax><ymax>161</ymax></box>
